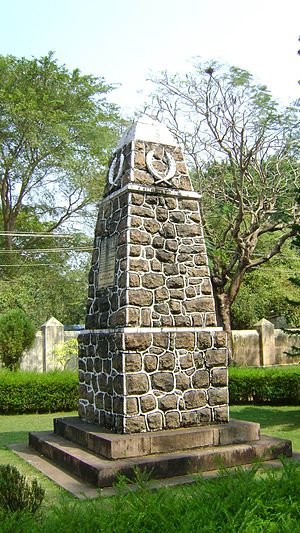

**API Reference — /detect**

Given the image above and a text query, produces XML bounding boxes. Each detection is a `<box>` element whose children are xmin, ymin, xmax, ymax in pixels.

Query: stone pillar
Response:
<box><xmin>255</xmin><ymin>318</ymin><xmax>275</xmax><ymax>366</ymax></box>
<box><xmin>41</xmin><ymin>317</ymin><xmax>64</xmax><ymax>372</ymax></box>
<box><xmin>78</xmin><ymin>116</ymin><xmax>228</xmax><ymax>433</ymax></box>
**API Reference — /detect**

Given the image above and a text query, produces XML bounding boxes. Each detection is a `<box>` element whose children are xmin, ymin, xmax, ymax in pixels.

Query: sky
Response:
<box><xmin>0</xmin><ymin>0</ymin><xmax>299</xmax><ymax>115</ymax></box>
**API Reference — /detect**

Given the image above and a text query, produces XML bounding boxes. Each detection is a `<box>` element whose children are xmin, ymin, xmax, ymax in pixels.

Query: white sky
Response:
<box><xmin>0</xmin><ymin>0</ymin><xmax>299</xmax><ymax>115</ymax></box>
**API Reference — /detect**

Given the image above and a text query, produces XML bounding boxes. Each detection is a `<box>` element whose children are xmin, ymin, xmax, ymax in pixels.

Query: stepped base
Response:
<box><xmin>29</xmin><ymin>417</ymin><xmax>292</xmax><ymax>488</ymax></box>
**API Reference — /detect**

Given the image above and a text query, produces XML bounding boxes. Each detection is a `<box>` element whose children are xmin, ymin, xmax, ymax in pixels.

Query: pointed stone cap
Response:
<box><xmin>117</xmin><ymin>115</ymin><xmax>177</xmax><ymax>149</ymax></box>
<box><xmin>41</xmin><ymin>317</ymin><xmax>63</xmax><ymax>328</ymax></box>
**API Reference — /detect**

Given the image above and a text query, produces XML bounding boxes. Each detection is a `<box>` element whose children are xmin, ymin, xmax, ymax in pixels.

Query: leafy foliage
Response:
<box><xmin>0</xmin><ymin>370</ymin><xmax>78</xmax><ymax>413</ymax></box>
<box><xmin>0</xmin><ymin>51</ymin><xmax>122</xmax><ymax>249</ymax></box>
<box><xmin>229</xmin><ymin>366</ymin><xmax>300</xmax><ymax>405</ymax></box>
<box><xmin>53</xmin><ymin>337</ymin><xmax>78</xmax><ymax>369</ymax></box>
<box><xmin>0</xmin><ymin>309</ymin><xmax>35</xmax><ymax>370</ymax></box>
<box><xmin>149</xmin><ymin>61</ymin><xmax>300</xmax><ymax>333</ymax></box>
<box><xmin>0</xmin><ymin>464</ymin><xmax>44</xmax><ymax>514</ymax></box>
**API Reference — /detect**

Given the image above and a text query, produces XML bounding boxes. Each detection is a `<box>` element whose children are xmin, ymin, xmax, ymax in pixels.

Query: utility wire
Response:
<box><xmin>0</xmin><ymin>247</ymin><xmax>93</xmax><ymax>254</ymax></box>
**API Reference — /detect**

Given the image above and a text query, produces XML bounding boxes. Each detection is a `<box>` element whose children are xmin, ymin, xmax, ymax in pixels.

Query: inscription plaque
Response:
<box><xmin>98</xmin><ymin>235</ymin><xmax>117</xmax><ymax>289</ymax></box>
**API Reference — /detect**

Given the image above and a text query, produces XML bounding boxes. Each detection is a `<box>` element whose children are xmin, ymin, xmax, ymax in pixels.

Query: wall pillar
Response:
<box><xmin>255</xmin><ymin>318</ymin><xmax>275</xmax><ymax>367</ymax></box>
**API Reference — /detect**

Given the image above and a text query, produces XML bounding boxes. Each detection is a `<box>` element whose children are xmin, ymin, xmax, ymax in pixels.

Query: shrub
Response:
<box><xmin>229</xmin><ymin>366</ymin><xmax>300</xmax><ymax>405</ymax></box>
<box><xmin>0</xmin><ymin>308</ymin><xmax>35</xmax><ymax>370</ymax></box>
<box><xmin>0</xmin><ymin>370</ymin><xmax>78</xmax><ymax>414</ymax></box>
<box><xmin>0</xmin><ymin>464</ymin><xmax>44</xmax><ymax>514</ymax></box>
<box><xmin>53</xmin><ymin>337</ymin><xmax>78</xmax><ymax>369</ymax></box>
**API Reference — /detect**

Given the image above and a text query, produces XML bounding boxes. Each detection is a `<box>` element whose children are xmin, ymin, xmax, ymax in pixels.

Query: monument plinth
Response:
<box><xmin>28</xmin><ymin>118</ymin><xmax>292</xmax><ymax>490</ymax></box>
<box><xmin>77</xmin><ymin>116</ymin><xmax>228</xmax><ymax>434</ymax></box>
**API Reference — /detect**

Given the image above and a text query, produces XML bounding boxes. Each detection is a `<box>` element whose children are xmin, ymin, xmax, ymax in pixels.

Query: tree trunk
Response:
<box><xmin>215</xmin><ymin>291</ymin><xmax>233</xmax><ymax>362</ymax></box>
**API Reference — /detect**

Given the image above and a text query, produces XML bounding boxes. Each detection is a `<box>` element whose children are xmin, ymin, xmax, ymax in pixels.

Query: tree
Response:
<box><xmin>0</xmin><ymin>308</ymin><xmax>35</xmax><ymax>370</ymax></box>
<box><xmin>148</xmin><ymin>62</ymin><xmax>300</xmax><ymax>338</ymax></box>
<box><xmin>0</xmin><ymin>52</ymin><xmax>122</xmax><ymax>252</ymax></box>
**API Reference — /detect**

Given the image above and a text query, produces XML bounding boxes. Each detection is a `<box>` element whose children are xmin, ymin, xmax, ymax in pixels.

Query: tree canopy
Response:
<box><xmin>0</xmin><ymin>51</ymin><xmax>122</xmax><ymax>251</ymax></box>
<box><xmin>148</xmin><ymin>61</ymin><xmax>300</xmax><ymax>333</ymax></box>
<box><xmin>0</xmin><ymin>52</ymin><xmax>123</xmax><ymax>326</ymax></box>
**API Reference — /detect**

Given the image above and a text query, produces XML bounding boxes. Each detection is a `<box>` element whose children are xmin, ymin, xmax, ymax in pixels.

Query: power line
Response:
<box><xmin>0</xmin><ymin>232</ymin><xmax>87</xmax><ymax>238</ymax></box>
<box><xmin>0</xmin><ymin>247</ymin><xmax>93</xmax><ymax>254</ymax></box>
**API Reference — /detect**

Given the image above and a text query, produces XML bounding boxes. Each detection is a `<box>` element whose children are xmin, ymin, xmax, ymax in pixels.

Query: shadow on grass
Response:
<box><xmin>230</xmin><ymin>405</ymin><xmax>300</xmax><ymax>432</ymax></box>
<box><xmin>0</xmin><ymin>430</ymin><xmax>37</xmax><ymax>448</ymax></box>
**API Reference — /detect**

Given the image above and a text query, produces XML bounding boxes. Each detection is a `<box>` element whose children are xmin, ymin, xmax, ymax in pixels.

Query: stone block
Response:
<box><xmin>128</xmin><ymin>289</ymin><xmax>153</xmax><ymax>307</ymax></box>
<box><xmin>129</xmin><ymin>258</ymin><xmax>150</xmax><ymax>272</ymax></box>
<box><xmin>184</xmin><ymin>390</ymin><xmax>206</xmax><ymax>409</ymax></box>
<box><xmin>147</xmin><ymin>412</ymin><xmax>163</xmax><ymax>431</ymax></box>
<box><xmin>113</xmin><ymin>375</ymin><xmax>124</xmax><ymax>395</ymax></box>
<box><xmin>214</xmin><ymin>406</ymin><xmax>229</xmax><ymax>424</ymax></box>
<box><xmin>130</xmin><ymin>229</ymin><xmax>151</xmax><ymax>245</ymax></box>
<box><xmin>192</xmin><ymin>370</ymin><xmax>210</xmax><ymax>388</ymax></box>
<box><xmin>144</xmin><ymin>219</ymin><xmax>161</xmax><ymax>234</ymax></box>
<box><xmin>214</xmin><ymin>331</ymin><xmax>227</xmax><ymax>348</ymax></box>
<box><xmin>175</xmin><ymin>332</ymin><xmax>195</xmax><ymax>350</ymax></box>
<box><xmin>167</xmin><ymin>276</ymin><xmax>184</xmax><ymax>288</ymax></box>
<box><xmin>154</xmin><ymin>287</ymin><xmax>169</xmax><ymax>303</ymax></box>
<box><xmin>159</xmin><ymin>352</ymin><xmax>175</xmax><ymax>370</ymax></box>
<box><xmin>140</xmin><ymin>394</ymin><xmax>157</xmax><ymax>412</ymax></box>
<box><xmin>205</xmin><ymin>349</ymin><xmax>227</xmax><ymax>367</ymax></box>
<box><xmin>125</xmin><ymin>416</ymin><xmax>147</xmax><ymax>433</ymax></box>
<box><xmin>151</xmin><ymin>372</ymin><xmax>174</xmax><ymax>392</ymax></box>
<box><xmin>200</xmin><ymin>279</ymin><xmax>213</xmax><ymax>295</ymax></box>
<box><xmin>126</xmin><ymin>397</ymin><xmax>139</xmax><ymax>415</ymax></box>
<box><xmin>175</xmin><ymin>373</ymin><xmax>190</xmax><ymax>391</ymax></box>
<box><xmin>156</xmin><ymin>250</ymin><xmax>175</xmax><ymax>263</ymax></box>
<box><xmin>158</xmin><ymin>394</ymin><xmax>178</xmax><ymax>411</ymax></box>
<box><xmin>144</xmin><ymin>355</ymin><xmax>158</xmax><ymax>372</ymax></box>
<box><xmin>141</xmin><ymin>308</ymin><xmax>151</xmax><ymax>326</ymax></box>
<box><xmin>153</xmin><ymin>333</ymin><xmax>169</xmax><ymax>349</ymax></box>
<box><xmin>129</xmin><ymin>273</ymin><xmax>141</xmax><ymax>287</ymax></box>
<box><xmin>208</xmin><ymin>387</ymin><xmax>228</xmax><ymax>406</ymax></box>
<box><xmin>125</xmin><ymin>354</ymin><xmax>142</xmax><ymax>372</ymax></box>
<box><xmin>142</xmin><ymin>273</ymin><xmax>164</xmax><ymax>289</ymax></box>
<box><xmin>124</xmin><ymin>333</ymin><xmax>152</xmax><ymax>351</ymax></box>
<box><xmin>197</xmin><ymin>332</ymin><xmax>212</xmax><ymax>350</ymax></box>
<box><xmin>179</xmin><ymin>353</ymin><xmax>194</xmax><ymax>370</ymax></box>
<box><xmin>126</xmin><ymin>374</ymin><xmax>149</xmax><ymax>395</ymax></box>
<box><xmin>113</xmin><ymin>396</ymin><xmax>124</xmax><ymax>414</ymax></box>
<box><xmin>184</xmin><ymin>298</ymin><xmax>215</xmax><ymax>313</ymax></box>
<box><xmin>156</xmin><ymin>207</ymin><xmax>168</xmax><ymax>221</ymax></box>
<box><xmin>165</xmin><ymin>411</ymin><xmax>181</xmax><ymax>429</ymax></box>
<box><xmin>211</xmin><ymin>368</ymin><xmax>228</xmax><ymax>387</ymax></box>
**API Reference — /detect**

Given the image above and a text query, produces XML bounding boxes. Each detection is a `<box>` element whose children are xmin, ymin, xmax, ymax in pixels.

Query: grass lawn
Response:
<box><xmin>0</xmin><ymin>411</ymin><xmax>77</xmax><ymax>505</ymax></box>
<box><xmin>230</xmin><ymin>405</ymin><xmax>300</xmax><ymax>452</ymax></box>
<box><xmin>0</xmin><ymin>406</ymin><xmax>299</xmax><ymax>499</ymax></box>
<box><xmin>0</xmin><ymin>408</ymin><xmax>300</xmax><ymax>531</ymax></box>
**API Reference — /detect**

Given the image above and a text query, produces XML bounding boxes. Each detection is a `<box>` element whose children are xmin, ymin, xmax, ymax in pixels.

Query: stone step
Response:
<box><xmin>53</xmin><ymin>416</ymin><xmax>260</xmax><ymax>460</ymax></box>
<box><xmin>29</xmin><ymin>430</ymin><xmax>292</xmax><ymax>488</ymax></box>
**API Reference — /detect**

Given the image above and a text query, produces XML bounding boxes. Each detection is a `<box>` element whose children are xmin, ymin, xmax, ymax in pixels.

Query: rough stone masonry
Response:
<box><xmin>78</xmin><ymin>116</ymin><xmax>228</xmax><ymax>433</ymax></box>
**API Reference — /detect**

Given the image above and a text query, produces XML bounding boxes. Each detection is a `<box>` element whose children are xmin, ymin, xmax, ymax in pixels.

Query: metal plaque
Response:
<box><xmin>98</xmin><ymin>235</ymin><xmax>117</xmax><ymax>289</ymax></box>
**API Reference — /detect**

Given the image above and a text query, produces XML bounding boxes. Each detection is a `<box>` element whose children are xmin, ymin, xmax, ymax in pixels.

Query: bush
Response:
<box><xmin>0</xmin><ymin>464</ymin><xmax>44</xmax><ymax>514</ymax></box>
<box><xmin>229</xmin><ymin>366</ymin><xmax>300</xmax><ymax>405</ymax></box>
<box><xmin>0</xmin><ymin>308</ymin><xmax>35</xmax><ymax>370</ymax></box>
<box><xmin>53</xmin><ymin>337</ymin><xmax>78</xmax><ymax>369</ymax></box>
<box><xmin>0</xmin><ymin>370</ymin><xmax>78</xmax><ymax>414</ymax></box>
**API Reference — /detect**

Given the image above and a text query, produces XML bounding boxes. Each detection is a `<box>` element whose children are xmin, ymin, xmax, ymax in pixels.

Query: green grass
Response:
<box><xmin>0</xmin><ymin>409</ymin><xmax>300</xmax><ymax>531</ymax></box>
<box><xmin>0</xmin><ymin>412</ymin><xmax>77</xmax><ymax>506</ymax></box>
<box><xmin>230</xmin><ymin>405</ymin><xmax>300</xmax><ymax>452</ymax></box>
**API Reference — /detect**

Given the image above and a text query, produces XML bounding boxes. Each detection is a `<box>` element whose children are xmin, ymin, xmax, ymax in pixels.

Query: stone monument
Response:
<box><xmin>29</xmin><ymin>117</ymin><xmax>292</xmax><ymax>488</ymax></box>
<box><xmin>77</xmin><ymin>115</ymin><xmax>228</xmax><ymax>434</ymax></box>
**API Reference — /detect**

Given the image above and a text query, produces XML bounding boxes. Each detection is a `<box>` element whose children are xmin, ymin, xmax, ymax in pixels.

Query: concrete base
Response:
<box><xmin>29</xmin><ymin>417</ymin><xmax>292</xmax><ymax>489</ymax></box>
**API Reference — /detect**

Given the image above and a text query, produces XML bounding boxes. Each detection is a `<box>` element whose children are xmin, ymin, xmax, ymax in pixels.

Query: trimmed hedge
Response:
<box><xmin>0</xmin><ymin>367</ymin><xmax>299</xmax><ymax>414</ymax></box>
<box><xmin>0</xmin><ymin>370</ymin><xmax>78</xmax><ymax>414</ymax></box>
<box><xmin>229</xmin><ymin>366</ymin><xmax>300</xmax><ymax>405</ymax></box>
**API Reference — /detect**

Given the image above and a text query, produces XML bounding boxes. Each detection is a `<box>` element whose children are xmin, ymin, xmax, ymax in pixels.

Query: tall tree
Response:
<box><xmin>148</xmin><ymin>62</ymin><xmax>300</xmax><ymax>337</ymax></box>
<box><xmin>0</xmin><ymin>52</ymin><xmax>121</xmax><ymax>251</ymax></box>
